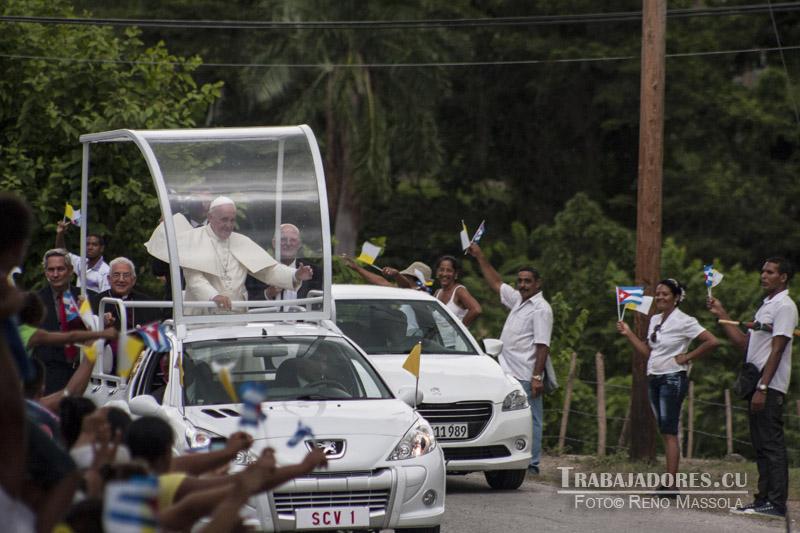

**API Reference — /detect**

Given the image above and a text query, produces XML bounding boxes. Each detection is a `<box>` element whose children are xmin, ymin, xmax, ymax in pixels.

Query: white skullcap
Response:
<box><xmin>209</xmin><ymin>196</ymin><xmax>235</xmax><ymax>210</ymax></box>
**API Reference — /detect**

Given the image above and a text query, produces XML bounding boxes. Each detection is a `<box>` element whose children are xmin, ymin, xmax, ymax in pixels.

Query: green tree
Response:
<box><xmin>0</xmin><ymin>0</ymin><xmax>221</xmax><ymax>289</ymax></box>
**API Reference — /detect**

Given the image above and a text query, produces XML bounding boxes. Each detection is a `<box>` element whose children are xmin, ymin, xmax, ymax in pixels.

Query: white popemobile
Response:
<box><xmin>331</xmin><ymin>284</ymin><xmax>534</xmax><ymax>490</ymax></box>
<box><xmin>76</xmin><ymin>126</ymin><xmax>445</xmax><ymax>532</ymax></box>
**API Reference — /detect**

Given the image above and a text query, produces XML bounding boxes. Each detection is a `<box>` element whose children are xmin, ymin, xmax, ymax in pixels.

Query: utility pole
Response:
<box><xmin>630</xmin><ymin>0</ymin><xmax>666</xmax><ymax>462</ymax></box>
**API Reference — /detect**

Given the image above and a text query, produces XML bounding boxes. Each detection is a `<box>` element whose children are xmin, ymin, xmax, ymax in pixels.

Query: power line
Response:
<box><xmin>2</xmin><ymin>44</ymin><xmax>800</xmax><ymax>69</ymax></box>
<box><xmin>767</xmin><ymin>0</ymin><xmax>800</xmax><ymax>129</ymax></box>
<box><xmin>2</xmin><ymin>2</ymin><xmax>800</xmax><ymax>31</ymax></box>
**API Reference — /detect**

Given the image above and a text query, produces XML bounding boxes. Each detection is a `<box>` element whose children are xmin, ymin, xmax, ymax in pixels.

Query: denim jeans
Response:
<box><xmin>647</xmin><ymin>371</ymin><xmax>688</xmax><ymax>435</ymax></box>
<box><xmin>517</xmin><ymin>379</ymin><xmax>543</xmax><ymax>470</ymax></box>
<box><xmin>750</xmin><ymin>389</ymin><xmax>788</xmax><ymax>512</ymax></box>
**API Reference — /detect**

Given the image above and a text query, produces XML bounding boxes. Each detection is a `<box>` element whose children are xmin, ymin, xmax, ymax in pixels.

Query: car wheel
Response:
<box><xmin>484</xmin><ymin>469</ymin><xmax>526</xmax><ymax>490</ymax></box>
<box><xmin>395</xmin><ymin>527</ymin><xmax>440</xmax><ymax>533</ymax></box>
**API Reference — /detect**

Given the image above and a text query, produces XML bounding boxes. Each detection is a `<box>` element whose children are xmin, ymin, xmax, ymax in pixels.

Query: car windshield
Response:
<box><xmin>335</xmin><ymin>299</ymin><xmax>479</xmax><ymax>355</ymax></box>
<box><xmin>182</xmin><ymin>335</ymin><xmax>392</xmax><ymax>406</ymax></box>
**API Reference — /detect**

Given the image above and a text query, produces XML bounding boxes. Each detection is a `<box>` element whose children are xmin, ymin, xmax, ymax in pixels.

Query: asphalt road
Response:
<box><xmin>441</xmin><ymin>472</ymin><xmax>790</xmax><ymax>533</ymax></box>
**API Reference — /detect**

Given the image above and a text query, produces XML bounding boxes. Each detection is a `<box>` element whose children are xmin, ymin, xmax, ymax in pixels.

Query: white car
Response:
<box><xmin>331</xmin><ymin>285</ymin><xmax>533</xmax><ymax>490</ymax></box>
<box><xmin>88</xmin><ymin>321</ymin><xmax>445</xmax><ymax>532</ymax></box>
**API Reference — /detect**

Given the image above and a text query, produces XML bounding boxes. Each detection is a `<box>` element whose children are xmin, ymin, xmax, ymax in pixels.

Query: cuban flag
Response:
<box><xmin>703</xmin><ymin>264</ymin><xmax>723</xmax><ymax>288</ymax></box>
<box><xmin>616</xmin><ymin>286</ymin><xmax>644</xmax><ymax>306</ymax></box>
<box><xmin>287</xmin><ymin>420</ymin><xmax>315</xmax><ymax>447</ymax></box>
<box><xmin>238</xmin><ymin>383</ymin><xmax>267</xmax><ymax>427</ymax></box>
<box><xmin>471</xmin><ymin>220</ymin><xmax>486</xmax><ymax>244</ymax></box>
<box><xmin>133</xmin><ymin>322</ymin><xmax>171</xmax><ymax>352</ymax></box>
<box><xmin>63</xmin><ymin>290</ymin><xmax>82</xmax><ymax>322</ymax></box>
<box><xmin>103</xmin><ymin>475</ymin><xmax>159</xmax><ymax>533</ymax></box>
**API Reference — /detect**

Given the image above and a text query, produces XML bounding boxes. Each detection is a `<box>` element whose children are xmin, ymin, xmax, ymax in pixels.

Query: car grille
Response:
<box><xmin>417</xmin><ymin>401</ymin><xmax>493</xmax><ymax>441</ymax></box>
<box><xmin>443</xmin><ymin>445</ymin><xmax>511</xmax><ymax>461</ymax></box>
<box><xmin>273</xmin><ymin>489</ymin><xmax>390</xmax><ymax>513</ymax></box>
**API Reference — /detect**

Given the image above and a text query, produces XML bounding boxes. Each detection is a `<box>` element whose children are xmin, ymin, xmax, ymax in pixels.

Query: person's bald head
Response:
<box><xmin>208</xmin><ymin>198</ymin><xmax>236</xmax><ymax>240</ymax></box>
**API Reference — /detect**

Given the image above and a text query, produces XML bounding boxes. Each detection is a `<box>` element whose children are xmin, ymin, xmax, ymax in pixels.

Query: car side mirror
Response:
<box><xmin>129</xmin><ymin>394</ymin><xmax>161</xmax><ymax>417</ymax></box>
<box><xmin>397</xmin><ymin>387</ymin><xmax>424</xmax><ymax>407</ymax></box>
<box><xmin>482</xmin><ymin>338</ymin><xmax>503</xmax><ymax>359</ymax></box>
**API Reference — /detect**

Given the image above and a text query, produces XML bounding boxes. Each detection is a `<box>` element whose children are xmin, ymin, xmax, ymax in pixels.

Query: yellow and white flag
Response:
<box><xmin>459</xmin><ymin>220</ymin><xmax>470</xmax><ymax>250</ymax></box>
<box><xmin>211</xmin><ymin>361</ymin><xmax>238</xmax><ymax>402</ymax></box>
<box><xmin>625</xmin><ymin>295</ymin><xmax>653</xmax><ymax>315</ymax></box>
<box><xmin>64</xmin><ymin>203</ymin><xmax>81</xmax><ymax>226</ymax></box>
<box><xmin>402</xmin><ymin>342</ymin><xmax>422</xmax><ymax>379</ymax></box>
<box><xmin>78</xmin><ymin>298</ymin><xmax>96</xmax><ymax>330</ymax></box>
<box><xmin>357</xmin><ymin>241</ymin><xmax>382</xmax><ymax>265</ymax></box>
<box><xmin>119</xmin><ymin>334</ymin><xmax>145</xmax><ymax>379</ymax></box>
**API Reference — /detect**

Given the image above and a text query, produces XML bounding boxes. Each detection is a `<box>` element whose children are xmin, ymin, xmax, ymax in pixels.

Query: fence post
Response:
<box><xmin>558</xmin><ymin>351</ymin><xmax>579</xmax><ymax>454</ymax></box>
<box><xmin>595</xmin><ymin>352</ymin><xmax>606</xmax><ymax>457</ymax></box>
<box><xmin>724</xmin><ymin>388</ymin><xmax>733</xmax><ymax>456</ymax></box>
<box><xmin>618</xmin><ymin>399</ymin><xmax>631</xmax><ymax>450</ymax></box>
<box><xmin>686</xmin><ymin>380</ymin><xmax>694</xmax><ymax>460</ymax></box>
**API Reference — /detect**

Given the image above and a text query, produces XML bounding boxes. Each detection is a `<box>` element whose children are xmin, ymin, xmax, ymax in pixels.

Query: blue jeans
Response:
<box><xmin>647</xmin><ymin>371</ymin><xmax>688</xmax><ymax>435</ymax></box>
<box><xmin>517</xmin><ymin>379</ymin><xmax>543</xmax><ymax>470</ymax></box>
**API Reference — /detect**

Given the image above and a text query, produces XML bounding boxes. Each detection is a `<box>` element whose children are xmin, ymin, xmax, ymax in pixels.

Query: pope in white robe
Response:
<box><xmin>144</xmin><ymin>196</ymin><xmax>313</xmax><ymax>314</ymax></box>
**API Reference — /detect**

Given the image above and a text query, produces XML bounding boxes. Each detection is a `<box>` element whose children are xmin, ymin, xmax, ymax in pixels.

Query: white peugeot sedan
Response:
<box><xmin>332</xmin><ymin>285</ymin><xmax>533</xmax><ymax>490</ymax></box>
<box><xmin>88</xmin><ymin>322</ymin><xmax>445</xmax><ymax>532</ymax></box>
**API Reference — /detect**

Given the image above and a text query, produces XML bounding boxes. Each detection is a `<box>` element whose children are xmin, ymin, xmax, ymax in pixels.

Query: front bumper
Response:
<box><xmin>252</xmin><ymin>447</ymin><xmax>445</xmax><ymax>531</ymax></box>
<box><xmin>437</xmin><ymin>403</ymin><xmax>532</xmax><ymax>472</ymax></box>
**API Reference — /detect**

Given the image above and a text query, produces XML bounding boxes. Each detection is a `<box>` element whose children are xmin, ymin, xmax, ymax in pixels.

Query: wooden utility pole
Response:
<box><xmin>630</xmin><ymin>0</ymin><xmax>666</xmax><ymax>462</ymax></box>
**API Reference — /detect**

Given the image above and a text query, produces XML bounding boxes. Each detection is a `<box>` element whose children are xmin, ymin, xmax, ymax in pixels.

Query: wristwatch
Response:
<box><xmin>532</xmin><ymin>374</ymin><xmax>544</xmax><ymax>382</ymax></box>
<box><xmin>756</xmin><ymin>383</ymin><xmax>768</xmax><ymax>392</ymax></box>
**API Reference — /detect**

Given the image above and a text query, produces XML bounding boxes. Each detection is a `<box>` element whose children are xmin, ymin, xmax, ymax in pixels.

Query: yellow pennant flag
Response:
<box><xmin>119</xmin><ymin>334</ymin><xmax>145</xmax><ymax>379</ymax></box>
<box><xmin>78</xmin><ymin>298</ymin><xmax>95</xmax><ymax>330</ymax></box>
<box><xmin>212</xmin><ymin>361</ymin><xmax>238</xmax><ymax>402</ymax></box>
<box><xmin>402</xmin><ymin>342</ymin><xmax>422</xmax><ymax>378</ymax></box>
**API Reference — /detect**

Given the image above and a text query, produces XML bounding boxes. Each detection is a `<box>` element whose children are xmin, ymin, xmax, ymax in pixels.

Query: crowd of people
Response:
<box><xmin>2</xmin><ymin>185</ymin><xmax>796</xmax><ymax>529</ymax></box>
<box><xmin>0</xmin><ymin>193</ymin><xmax>327</xmax><ymax>533</ymax></box>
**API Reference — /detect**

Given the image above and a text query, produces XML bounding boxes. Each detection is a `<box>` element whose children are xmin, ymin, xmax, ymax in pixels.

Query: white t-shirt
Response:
<box><xmin>498</xmin><ymin>284</ymin><xmax>553</xmax><ymax>381</ymax></box>
<box><xmin>746</xmin><ymin>289</ymin><xmax>798</xmax><ymax>394</ymax></box>
<box><xmin>69</xmin><ymin>253</ymin><xmax>110</xmax><ymax>293</ymax></box>
<box><xmin>646</xmin><ymin>308</ymin><xmax>705</xmax><ymax>375</ymax></box>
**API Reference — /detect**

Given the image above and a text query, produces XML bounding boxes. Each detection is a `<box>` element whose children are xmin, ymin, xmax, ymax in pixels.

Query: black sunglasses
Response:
<box><xmin>650</xmin><ymin>324</ymin><xmax>662</xmax><ymax>343</ymax></box>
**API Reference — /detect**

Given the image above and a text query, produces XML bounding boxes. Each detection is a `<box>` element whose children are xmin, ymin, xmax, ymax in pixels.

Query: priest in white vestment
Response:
<box><xmin>144</xmin><ymin>196</ymin><xmax>313</xmax><ymax>314</ymax></box>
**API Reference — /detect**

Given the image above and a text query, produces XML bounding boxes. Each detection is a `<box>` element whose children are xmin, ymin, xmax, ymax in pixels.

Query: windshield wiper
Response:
<box><xmin>295</xmin><ymin>394</ymin><xmax>337</xmax><ymax>400</ymax></box>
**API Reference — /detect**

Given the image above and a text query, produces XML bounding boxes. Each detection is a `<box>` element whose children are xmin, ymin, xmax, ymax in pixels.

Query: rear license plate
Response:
<box><xmin>295</xmin><ymin>507</ymin><xmax>370</xmax><ymax>529</ymax></box>
<box><xmin>432</xmin><ymin>422</ymin><xmax>469</xmax><ymax>439</ymax></box>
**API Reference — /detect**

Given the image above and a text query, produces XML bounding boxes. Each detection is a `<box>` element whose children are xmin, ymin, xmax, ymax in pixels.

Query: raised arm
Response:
<box><xmin>55</xmin><ymin>220</ymin><xmax>70</xmax><ymax>251</ymax></box>
<box><xmin>706</xmin><ymin>297</ymin><xmax>748</xmax><ymax>353</ymax></box>
<box><xmin>616</xmin><ymin>320</ymin><xmax>652</xmax><ymax>359</ymax></box>
<box><xmin>344</xmin><ymin>256</ymin><xmax>392</xmax><ymax>287</ymax></box>
<box><xmin>466</xmin><ymin>243</ymin><xmax>502</xmax><ymax>295</ymax></box>
<box><xmin>170</xmin><ymin>431</ymin><xmax>253</xmax><ymax>476</ymax></box>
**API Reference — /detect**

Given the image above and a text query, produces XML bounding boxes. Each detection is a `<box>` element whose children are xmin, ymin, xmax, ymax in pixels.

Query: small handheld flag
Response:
<box><xmin>64</xmin><ymin>203</ymin><xmax>81</xmax><ymax>226</ymax></box>
<box><xmin>703</xmin><ymin>264</ymin><xmax>724</xmax><ymax>298</ymax></box>
<box><xmin>62</xmin><ymin>291</ymin><xmax>82</xmax><ymax>323</ymax></box>
<box><xmin>356</xmin><ymin>241</ymin><xmax>383</xmax><ymax>272</ymax></box>
<box><xmin>211</xmin><ymin>360</ymin><xmax>238</xmax><ymax>403</ymax></box>
<box><xmin>239</xmin><ymin>383</ymin><xmax>267</xmax><ymax>427</ymax></box>
<box><xmin>132</xmin><ymin>322</ymin><xmax>171</xmax><ymax>352</ymax></box>
<box><xmin>624</xmin><ymin>295</ymin><xmax>653</xmax><ymax>316</ymax></box>
<box><xmin>616</xmin><ymin>286</ymin><xmax>644</xmax><ymax>321</ymax></box>
<box><xmin>78</xmin><ymin>298</ymin><xmax>96</xmax><ymax>330</ymax></box>
<box><xmin>118</xmin><ymin>335</ymin><xmax>145</xmax><ymax>379</ymax></box>
<box><xmin>459</xmin><ymin>220</ymin><xmax>470</xmax><ymax>250</ymax></box>
<box><xmin>82</xmin><ymin>339</ymin><xmax>103</xmax><ymax>364</ymax></box>
<box><xmin>287</xmin><ymin>420</ymin><xmax>315</xmax><ymax>447</ymax></box>
<box><xmin>103</xmin><ymin>475</ymin><xmax>159</xmax><ymax>533</ymax></box>
<box><xmin>471</xmin><ymin>220</ymin><xmax>486</xmax><ymax>244</ymax></box>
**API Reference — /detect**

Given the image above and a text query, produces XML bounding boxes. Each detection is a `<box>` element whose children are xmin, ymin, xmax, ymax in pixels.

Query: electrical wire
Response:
<box><xmin>1</xmin><ymin>44</ymin><xmax>799</xmax><ymax>69</ymax></box>
<box><xmin>1</xmin><ymin>2</ymin><xmax>800</xmax><ymax>30</ymax></box>
<box><xmin>767</xmin><ymin>0</ymin><xmax>800</xmax><ymax>129</ymax></box>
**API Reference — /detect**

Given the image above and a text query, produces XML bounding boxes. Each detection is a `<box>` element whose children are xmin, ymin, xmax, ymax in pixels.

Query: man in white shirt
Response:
<box><xmin>467</xmin><ymin>243</ymin><xmax>553</xmax><ymax>474</ymax></box>
<box><xmin>708</xmin><ymin>257</ymin><xmax>798</xmax><ymax>518</ymax></box>
<box><xmin>55</xmin><ymin>221</ymin><xmax>110</xmax><ymax>293</ymax></box>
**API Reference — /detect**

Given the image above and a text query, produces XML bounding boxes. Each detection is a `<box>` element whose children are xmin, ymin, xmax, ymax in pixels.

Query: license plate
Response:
<box><xmin>432</xmin><ymin>422</ymin><xmax>469</xmax><ymax>439</ymax></box>
<box><xmin>295</xmin><ymin>507</ymin><xmax>370</xmax><ymax>529</ymax></box>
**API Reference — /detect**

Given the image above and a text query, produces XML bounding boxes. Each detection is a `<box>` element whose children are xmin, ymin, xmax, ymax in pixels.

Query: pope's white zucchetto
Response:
<box><xmin>209</xmin><ymin>196</ymin><xmax>235</xmax><ymax>211</ymax></box>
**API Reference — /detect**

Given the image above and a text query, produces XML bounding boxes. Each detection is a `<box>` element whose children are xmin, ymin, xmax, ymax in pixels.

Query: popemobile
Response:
<box><xmin>76</xmin><ymin>126</ymin><xmax>445</xmax><ymax>532</ymax></box>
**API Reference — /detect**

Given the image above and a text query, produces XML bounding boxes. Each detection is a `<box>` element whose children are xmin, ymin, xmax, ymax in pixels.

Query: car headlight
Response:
<box><xmin>387</xmin><ymin>419</ymin><xmax>437</xmax><ymax>461</ymax></box>
<box><xmin>502</xmin><ymin>390</ymin><xmax>529</xmax><ymax>411</ymax></box>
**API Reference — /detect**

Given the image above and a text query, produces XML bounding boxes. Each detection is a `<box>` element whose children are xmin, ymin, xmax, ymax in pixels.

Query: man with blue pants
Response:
<box><xmin>467</xmin><ymin>243</ymin><xmax>553</xmax><ymax>474</ymax></box>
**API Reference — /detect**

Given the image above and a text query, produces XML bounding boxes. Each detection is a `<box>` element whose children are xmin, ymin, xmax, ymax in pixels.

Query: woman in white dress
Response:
<box><xmin>433</xmin><ymin>255</ymin><xmax>481</xmax><ymax>327</ymax></box>
<box><xmin>616</xmin><ymin>278</ymin><xmax>719</xmax><ymax>494</ymax></box>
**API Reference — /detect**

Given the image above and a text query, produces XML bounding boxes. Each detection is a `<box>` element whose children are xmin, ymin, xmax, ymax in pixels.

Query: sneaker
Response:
<box><xmin>527</xmin><ymin>465</ymin><xmax>539</xmax><ymax>475</ymax></box>
<box><xmin>749</xmin><ymin>501</ymin><xmax>785</xmax><ymax>518</ymax></box>
<box><xmin>730</xmin><ymin>499</ymin><xmax>765</xmax><ymax>514</ymax></box>
<box><xmin>652</xmin><ymin>485</ymin><xmax>678</xmax><ymax>499</ymax></box>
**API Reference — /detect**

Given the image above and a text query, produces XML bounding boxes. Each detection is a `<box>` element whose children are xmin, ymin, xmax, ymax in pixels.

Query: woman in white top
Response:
<box><xmin>433</xmin><ymin>255</ymin><xmax>481</xmax><ymax>327</ymax></box>
<box><xmin>616</xmin><ymin>278</ymin><xmax>719</xmax><ymax>493</ymax></box>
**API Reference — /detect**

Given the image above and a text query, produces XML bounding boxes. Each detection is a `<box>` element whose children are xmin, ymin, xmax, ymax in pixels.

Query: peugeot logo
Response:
<box><xmin>305</xmin><ymin>439</ymin><xmax>346</xmax><ymax>459</ymax></box>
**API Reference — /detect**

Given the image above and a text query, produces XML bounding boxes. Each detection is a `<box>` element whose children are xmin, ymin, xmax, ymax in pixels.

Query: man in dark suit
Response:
<box><xmin>99</xmin><ymin>257</ymin><xmax>163</xmax><ymax>330</ymax></box>
<box><xmin>246</xmin><ymin>223</ymin><xmax>323</xmax><ymax>305</ymax></box>
<box><xmin>34</xmin><ymin>248</ymin><xmax>100</xmax><ymax>394</ymax></box>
